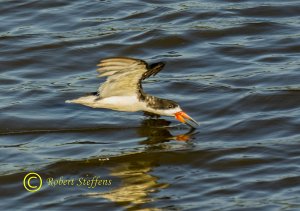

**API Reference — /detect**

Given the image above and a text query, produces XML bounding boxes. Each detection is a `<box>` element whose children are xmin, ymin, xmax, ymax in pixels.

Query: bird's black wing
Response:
<box><xmin>141</xmin><ymin>62</ymin><xmax>165</xmax><ymax>80</ymax></box>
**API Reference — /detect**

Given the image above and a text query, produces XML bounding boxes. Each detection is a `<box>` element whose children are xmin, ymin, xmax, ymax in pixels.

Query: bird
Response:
<box><xmin>66</xmin><ymin>57</ymin><xmax>199</xmax><ymax>128</ymax></box>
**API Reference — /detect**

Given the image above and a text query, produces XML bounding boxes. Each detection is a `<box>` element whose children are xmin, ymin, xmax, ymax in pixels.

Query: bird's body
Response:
<box><xmin>66</xmin><ymin>57</ymin><xmax>198</xmax><ymax>127</ymax></box>
<box><xmin>67</xmin><ymin>95</ymin><xmax>141</xmax><ymax>112</ymax></box>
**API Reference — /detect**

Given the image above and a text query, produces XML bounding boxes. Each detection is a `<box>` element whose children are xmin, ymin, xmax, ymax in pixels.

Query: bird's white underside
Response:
<box><xmin>66</xmin><ymin>95</ymin><xmax>181</xmax><ymax>116</ymax></box>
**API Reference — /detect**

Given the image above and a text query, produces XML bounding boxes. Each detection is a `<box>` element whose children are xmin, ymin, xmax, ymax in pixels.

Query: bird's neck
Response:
<box><xmin>139</xmin><ymin>93</ymin><xmax>165</xmax><ymax>110</ymax></box>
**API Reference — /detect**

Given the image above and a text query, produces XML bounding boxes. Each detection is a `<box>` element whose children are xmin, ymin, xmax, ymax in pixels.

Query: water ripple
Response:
<box><xmin>0</xmin><ymin>0</ymin><xmax>300</xmax><ymax>210</ymax></box>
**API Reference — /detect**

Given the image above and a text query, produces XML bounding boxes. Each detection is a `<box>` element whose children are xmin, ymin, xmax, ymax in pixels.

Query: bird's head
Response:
<box><xmin>148</xmin><ymin>99</ymin><xmax>199</xmax><ymax>128</ymax></box>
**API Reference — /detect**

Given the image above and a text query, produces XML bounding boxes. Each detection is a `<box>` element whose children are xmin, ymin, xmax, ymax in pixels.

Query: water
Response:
<box><xmin>1</xmin><ymin>0</ymin><xmax>300</xmax><ymax>210</ymax></box>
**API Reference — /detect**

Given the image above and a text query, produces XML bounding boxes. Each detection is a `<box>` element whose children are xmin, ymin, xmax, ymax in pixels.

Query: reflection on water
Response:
<box><xmin>85</xmin><ymin>119</ymin><xmax>196</xmax><ymax>210</ymax></box>
<box><xmin>138</xmin><ymin>118</ymin><xmax>197</xmax><ymax>145</ymax></box>
<box><xmin>87</xmin><ymin>158</ymin><xmax>168</xmax><ymax>211</ymax></box>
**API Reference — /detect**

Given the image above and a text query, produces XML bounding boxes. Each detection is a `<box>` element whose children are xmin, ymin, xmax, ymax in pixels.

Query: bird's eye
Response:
<box><xmin>168</xmin><ymin>105</ymin><xmax>174</xmax><ymax>109</ymax></box>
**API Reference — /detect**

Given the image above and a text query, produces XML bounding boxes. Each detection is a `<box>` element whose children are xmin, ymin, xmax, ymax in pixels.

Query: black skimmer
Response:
<box><xmin>66</xmin><ymin>57</ymin><xmax>199</xmax><ymax>128</ymax></box>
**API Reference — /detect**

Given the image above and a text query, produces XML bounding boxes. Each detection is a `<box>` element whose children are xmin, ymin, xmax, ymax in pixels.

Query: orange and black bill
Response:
<box><xmin>175</xmin><ymin>111</ymin><xmax>199</xmax><ymax>128</ymax></box>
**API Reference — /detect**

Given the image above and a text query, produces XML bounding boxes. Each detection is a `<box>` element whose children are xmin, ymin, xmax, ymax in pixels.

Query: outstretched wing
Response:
<box><xmin>96</xmin><ymin>57</ymin><xmax>164</xmax><ymax>98</ymax></box>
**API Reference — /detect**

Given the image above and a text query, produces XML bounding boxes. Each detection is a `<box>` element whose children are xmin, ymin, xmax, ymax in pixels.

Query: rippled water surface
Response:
<box><xmin>1</xmin><ymin>0</ymin><xmax>300</xmax><ymax>210</ymax></box>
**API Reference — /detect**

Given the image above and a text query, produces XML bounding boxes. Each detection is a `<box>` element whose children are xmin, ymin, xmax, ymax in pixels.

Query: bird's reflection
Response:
<box><xmin>90</xmin><ymin>159</ymin><xmax>168</xmax><ymax>210</ymax></box>
<box><xmin>86</xmin><ymin>118</ymin><xmax>197</xmax><ymax>210</ymax></box>
<box><xmin>138</xmin><ymin>118</ymin><xmax>196</xmax><ymax>145</ymax></box>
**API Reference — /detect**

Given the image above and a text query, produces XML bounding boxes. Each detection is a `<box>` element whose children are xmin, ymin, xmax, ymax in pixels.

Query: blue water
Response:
<box><xmin>1</xmin><ymin>0</ymin><xmax>300</xmax><ymax>210</ymax></box>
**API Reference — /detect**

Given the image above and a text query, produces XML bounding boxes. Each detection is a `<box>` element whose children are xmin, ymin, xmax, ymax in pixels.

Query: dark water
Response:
<box><xmin>1</xmin><ymin>0</ymin><xmax>300</xmax><ymax>210</ymax></box>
